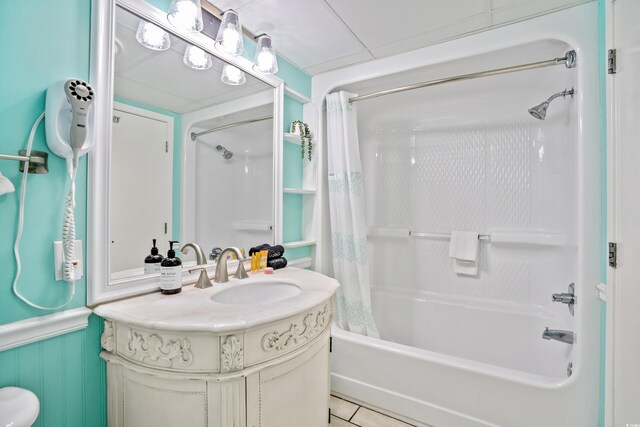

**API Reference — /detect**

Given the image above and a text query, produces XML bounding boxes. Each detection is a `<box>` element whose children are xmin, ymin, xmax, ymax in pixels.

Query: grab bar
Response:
<box><xmin>367</xmin><ymin>227</ymin><xmax>566</xmax><ymax>246</ymax></box>
<box><xmin>409</xmin><ymin>231</ymin><xmax>491</xmax><ymax>240</ymax></box>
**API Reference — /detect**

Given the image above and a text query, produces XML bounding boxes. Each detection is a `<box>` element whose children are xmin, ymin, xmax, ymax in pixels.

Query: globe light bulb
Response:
<box><xmin>183</xmin><ymin>45</ymin><xmax>212</xmax><ymax>70</ymax></box>
<box><xmin>167</xmin><ymin>0</ymin><xmax>203</xmax><ymax>32</ymax></box>
<box><xmin>221</xmin><ymin>64</ymin><xmax>246</xmax><ymax>85</ymax></box>
<box><xmin>215</xmin><ymin>10</ymin><xmax>244</xmax><ymax>56</ymax></box>
<box><xmin>135</xmin><ymin>21</ymin><xmax>171</xmax><ymax>51</ymax></box>
<box><xmin>252</xmin><ymin>34</ymin><xmax>278</xmax><ymax>74</ymax></box>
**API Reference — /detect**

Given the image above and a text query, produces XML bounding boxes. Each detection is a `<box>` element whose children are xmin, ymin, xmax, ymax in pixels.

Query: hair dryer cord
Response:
<box><xmin>12</xmin><ymin>112</ymin><xmax>75</xmax><ymax>311</ymax></box>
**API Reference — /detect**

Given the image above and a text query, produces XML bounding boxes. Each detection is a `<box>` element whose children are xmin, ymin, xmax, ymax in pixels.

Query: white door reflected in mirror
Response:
<box><xmin>110</xmin><ymin>104</ymin><xmax>173</xmax><ymax>279</ymax></box>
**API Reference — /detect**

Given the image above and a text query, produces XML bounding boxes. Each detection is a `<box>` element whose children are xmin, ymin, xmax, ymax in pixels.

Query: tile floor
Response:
<box><xmin>329</xmin><ymin>395</ymin><xmax>416</xmax><ymax>427</ymax></box>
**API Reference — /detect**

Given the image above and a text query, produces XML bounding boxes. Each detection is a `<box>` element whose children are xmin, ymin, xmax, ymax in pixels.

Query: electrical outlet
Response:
<box><xmin>53</xmin><ymin>240</ymin><xmax>84</xmax><ymax>281</ymax></box>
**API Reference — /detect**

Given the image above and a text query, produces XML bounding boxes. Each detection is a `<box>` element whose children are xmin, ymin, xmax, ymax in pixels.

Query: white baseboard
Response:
<box><xmin>0</xmin><ymin>307</ymin><xmax>93</xmax><ymax>351</ymax></box>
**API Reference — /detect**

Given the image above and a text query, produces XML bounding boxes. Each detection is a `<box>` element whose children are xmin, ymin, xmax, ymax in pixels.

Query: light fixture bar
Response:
<box><xmin>200</xmin><ymin>2</ymin><xmax>257</xmax><ymax>39</ymax></box>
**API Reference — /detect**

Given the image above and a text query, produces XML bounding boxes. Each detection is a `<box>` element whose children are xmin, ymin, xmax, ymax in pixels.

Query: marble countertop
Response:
<box><xmin>93</xmin><ymin>267</ymin><xmax>339</xmax><ymax>333</ymax></box>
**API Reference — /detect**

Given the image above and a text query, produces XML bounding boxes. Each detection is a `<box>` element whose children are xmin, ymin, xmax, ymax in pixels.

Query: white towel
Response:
<box><xmin>0</xmin><ymin>172</ymin><xmax>15</xmax><ymax>196</ymax></box>
<box><xmin>449</xmin><ymin>231</ymin><xmax>480</xmax><ymax>276</ymax></box>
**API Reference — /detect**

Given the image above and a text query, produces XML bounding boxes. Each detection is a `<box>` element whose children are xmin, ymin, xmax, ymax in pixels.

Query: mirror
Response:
<box><xmin>108</xmin><ymin>5</ymin><xmax>278</xmax><ymax>282</ymax></box>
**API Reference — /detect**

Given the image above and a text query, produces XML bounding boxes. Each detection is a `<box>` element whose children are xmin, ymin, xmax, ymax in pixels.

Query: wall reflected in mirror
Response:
<box><xmin>110</xmin><ymin>6</ymin><xmax>275</xmax><ymax>281</ymax></box>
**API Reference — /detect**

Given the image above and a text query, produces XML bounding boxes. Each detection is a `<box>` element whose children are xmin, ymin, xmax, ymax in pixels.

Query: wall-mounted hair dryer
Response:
<box><xmin>12</xmin><ymin>78</ymin><xmax>96</xmax><ymax>311</ymax></box>
<box><xmin>45</xmin><ymin>79</ymin><xmax>95</xmax><ymax>167</ymax></box>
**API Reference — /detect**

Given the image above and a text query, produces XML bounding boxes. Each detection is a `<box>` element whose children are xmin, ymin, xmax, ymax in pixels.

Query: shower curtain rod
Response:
<box><xmin>348</xmin><ymin>50</ymin><xmax>576</xmax><ymax>104</ymax></box>
<box><xmin>190</xmin><ymin>115</ymin><xmax>273</xmax><ymax>141</ymax></box>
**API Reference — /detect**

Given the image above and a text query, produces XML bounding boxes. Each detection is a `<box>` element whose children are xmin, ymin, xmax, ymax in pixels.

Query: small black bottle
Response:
<box><xmin>160</xmin><ymin>241</ymin><xmax>182</xmax><ymax>295</ymax></box>
<box><xmin>144</xmin><ymin>239</ymin><xmax>164</xmax><ymax>274</ymax></box>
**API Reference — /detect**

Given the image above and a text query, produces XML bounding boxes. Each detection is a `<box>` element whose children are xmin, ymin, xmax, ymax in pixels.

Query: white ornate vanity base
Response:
<box><xmin>94</xmin><ymin>269</ymin><xmax>338</xmax><ymax>427</ymax></box>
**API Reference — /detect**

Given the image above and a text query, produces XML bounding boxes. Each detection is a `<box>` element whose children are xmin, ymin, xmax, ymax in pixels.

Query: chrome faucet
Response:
<box><xmin>542</xmin><ymin>327</ymin><xmax>575</xmax><ymax>344</ymax></box>
<box><xmin>214</xmin><ymin>247</ymin><xmax>249</xmax><ymax>283</ymax></box>
<box><xmin>181</xmin><ymin>242</ymin><xmax>207</xmax><ymax>265</ymax></box>
<box><xmin>552</xmin><ymin>283</ymin><xmax>576</xmax><ymax>315</ymax></box>
<box><xmin>181</xmin><ymin>242</ymin><xmax>212</xmax><ymax>289</ymax></box>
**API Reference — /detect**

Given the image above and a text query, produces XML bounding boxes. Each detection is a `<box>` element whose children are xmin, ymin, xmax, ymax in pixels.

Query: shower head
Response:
<box><xmin>528</xmin><ymin>88</ymin><xmax>574</xmax><ymax>120</ymax></box>
<box><xmin>216</xmin><ymin>144</ymin><xmax>233</xmax><ymax>160</ymax></box>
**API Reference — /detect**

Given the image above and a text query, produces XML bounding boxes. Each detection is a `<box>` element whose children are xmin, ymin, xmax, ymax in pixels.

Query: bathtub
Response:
<box><xmin>331</xmin><ymin>288</ymin><xmax>589</xmax><ymax>426</ymax></box>
<box><xmin>317</xmin><ymin>3</ymin><xmax>602</xmax><ymax>426</ymax></box>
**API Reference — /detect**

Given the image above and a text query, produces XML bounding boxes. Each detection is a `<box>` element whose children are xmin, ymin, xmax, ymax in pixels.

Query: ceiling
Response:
<box><xmin>205</xmin><ymin>0</ymin><xmax>591</xmax><ymax>76</ymax></box>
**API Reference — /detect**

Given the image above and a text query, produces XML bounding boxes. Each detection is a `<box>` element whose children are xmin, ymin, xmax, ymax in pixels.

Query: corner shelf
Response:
<box><xmin>284</xmin><ymin>85</ymin><xmax>311</xmax><ymax>104</ymax></box>
<box><xmin>281</xmin><ymin>93</ymin><xmax>319</xmax><ymax>271</ymax></box>
<box><xmin>284</xmin><ymin>133</ymin><xmax>318</xmax><ymax>145</ymax></box>
<box><xmin>287</xmin><ymin>257</ymin><xmax>313</xmax><ymax>269</ymax></box>
<box><xmin>284</xmin><ymin>133</ymin><xmax>305</xmax><ymax>145</ymax></box>
<box><xmin>283</xmin><ymin>239</ymin><xmax>317</xmax><ymax>249</ymax></box>
<box><xmin>284</xmin><ymin>187</ymin><xmax>316</xmax><ymax>195</ymax></box>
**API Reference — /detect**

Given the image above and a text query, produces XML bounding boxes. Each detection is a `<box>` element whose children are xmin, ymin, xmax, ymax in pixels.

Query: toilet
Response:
<box><xmin>0</xmin><ymin>387</ymin><xmax>39</xmax><ymax>427</ymax></box>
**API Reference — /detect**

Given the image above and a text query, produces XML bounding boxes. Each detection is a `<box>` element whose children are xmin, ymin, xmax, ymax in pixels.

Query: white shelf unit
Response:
<box><xmin>284</xmin><ymin>132</ymin><xmax>318</xmax><ymax>146</ymax></box>
<box><xmin>283</xmin><ymin>239</ymin><xmax>317</xmax><ymax>249</ymax></box>
<box><xmin>287</xmin><ymin>257</ymin><xmax>313</xmax><ymax>269</ymax></box>
<box><xmin>283</xmin><ymin>187</ymin><xmax>316</xmax><ymax>195</ymax></box>
<box><xmin>282</xmin><ymin>86</ymin><xmax>319</xmax><ymax>269</ymax></box>
<box><xmin>284</xmin><ymin>85</ymin><xmax>311</xmax><ymax>104</ymax></box>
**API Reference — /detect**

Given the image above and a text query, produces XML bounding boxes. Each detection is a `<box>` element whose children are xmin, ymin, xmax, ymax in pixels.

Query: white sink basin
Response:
<box><xmin>212</xmin><ymin>281</ymin><xmax>302</xmax><ymax>305</ymax></box>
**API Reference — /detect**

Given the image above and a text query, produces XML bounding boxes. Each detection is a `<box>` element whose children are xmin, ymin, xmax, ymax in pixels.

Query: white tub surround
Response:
<box><xmin>94</xmin><ymin>268</ymin><xmax>338</xmax><ymax>427</ymax></box>
<box><xmin>313</xmin><ymin>3</ymin><xmax>600</xmax><ymax>426</ymax></box>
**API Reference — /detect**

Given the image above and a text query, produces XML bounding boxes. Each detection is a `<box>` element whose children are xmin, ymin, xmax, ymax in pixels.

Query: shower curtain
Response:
<box><xmin>326</xmin><ymin>91</ymin><xmax>379</xmax><ymax>338</ymax></box>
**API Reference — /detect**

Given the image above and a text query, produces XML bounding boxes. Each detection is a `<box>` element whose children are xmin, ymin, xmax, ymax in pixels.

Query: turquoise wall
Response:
<box><xmin>0</xmin><ymin>315</ymin><xmax>106</xmax><ymax>427</ymax></box>
<box><xmin>0</xmin><ymin>0</ymin><xmax>107</xmax><ymax>425</ymax></box>
<box><xmin>0</xmin><ymin>0</ymin><xmax>90</xmax><ymax>322</ymax></box>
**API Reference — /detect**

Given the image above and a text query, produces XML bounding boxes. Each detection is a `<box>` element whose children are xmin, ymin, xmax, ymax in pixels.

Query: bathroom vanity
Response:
<box><xmin>94</xmin><ymin>268</ymin><xmax>338</xmax><ymax>427</ymax></box>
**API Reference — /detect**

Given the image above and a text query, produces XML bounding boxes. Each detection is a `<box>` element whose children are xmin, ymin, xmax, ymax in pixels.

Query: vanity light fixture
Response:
<box><xmin>183</xmin><ymin>45</ymin><xmax>213</xmax><ymax>70</ymax></box>
<box><xmin>252</xmin><ymin>34</ymin><xmax>278</xmax><ymax>75</ymax></box>
<box><xmin>215</xmin><ymin>9</ymin><xmax>244</xmax><ymax>56</ymax></box>
<box><xmin>167</xmin><ymin>0</ymin><xmax>204</xmax><ymax>32</ymax></box>
<box><xmin>136</xmin><ymin>20</ymin><xmax>171</xmax><ymax>51</ymax></box>
<box><xmin>221</xmin><ymin>63</ymin><xmax>246</xmax><ymax>85</ymax></box>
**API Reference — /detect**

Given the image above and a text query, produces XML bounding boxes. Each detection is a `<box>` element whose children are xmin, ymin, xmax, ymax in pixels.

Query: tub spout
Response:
<box><xmin>542</xmin><ymin>327</ymin><xmax>574</xmax><ymax>344</ymax></box>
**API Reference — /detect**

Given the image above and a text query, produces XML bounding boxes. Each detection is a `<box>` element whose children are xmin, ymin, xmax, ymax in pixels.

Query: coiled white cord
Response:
<box><xmin>12</xmin><ymin>112</ymin><xmax>75</xmax><ymax>310</ymax></box>
<box><xmin>62</xmin><ymin>157</ymin><xmax>77</xmax><ymax>282</ymax></box>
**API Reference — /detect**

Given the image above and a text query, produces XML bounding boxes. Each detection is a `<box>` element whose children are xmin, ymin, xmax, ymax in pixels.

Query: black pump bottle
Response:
<box><xmin>160</xmin><ymin>241</ymin><xmax>182</xmax><ymax>295</ymax></box>
<box><xmin>144</xmin><ymin>239</ymin><xmax>164</xmax><ymax>274</ymax></box>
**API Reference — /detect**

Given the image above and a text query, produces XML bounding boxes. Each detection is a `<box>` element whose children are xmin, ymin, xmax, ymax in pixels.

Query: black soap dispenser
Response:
<box><xmin>144</xmin><ymin>239</ymin><xmax>164</xmax><ymax>274</ymax></box>
<box><xmin>160</xmin><ymin>241</ymin><xmax>182</xmax><ymax>295</ymax></box>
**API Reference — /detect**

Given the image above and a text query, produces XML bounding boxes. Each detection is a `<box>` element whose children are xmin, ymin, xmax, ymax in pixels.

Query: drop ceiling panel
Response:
<box><xmin>491</xmin><ymin>0</ymin><xmax>590</xmax><ymax>25</ymax></box>
<box><xmin>114</xmin><ymin>76</ymin><xmax>197</xmax><ymax>112</ymax></box>
<box><xmin>369</xmin><ymin>14</ymin><xmax>488</xmax><ymax>58</ymax></box>
<box><xmin>120</xmin><ymin>51</ymin><xmax>250</xmax><ymax>104</ymax></box>
<box><xmin>206</xmin><ymin>0</ymin><xmax>258</xmax><ymax>11</ymax></box>
<box><xmin>197</xmin><ymin>82</ymin><xmax>270</xmax><ymax>106</ymax></box>
<box><xmin>304</xmin><ymin>50</ymin><xmax>374</xmax><ymax>75</ymax></box>
<box><xmin>211</xmin><ymin>0</ymin><xmax>368</xmax><ymax>69</ymax></box>
<box><xmin>114</xmin><ymin>25</ymin><xmax>156</xmax><ymax>74</ymax></box>
<box><xmin>325</xmin><ymin>0</ymin><xmax>487</xmax><ymax>51</ymax></box>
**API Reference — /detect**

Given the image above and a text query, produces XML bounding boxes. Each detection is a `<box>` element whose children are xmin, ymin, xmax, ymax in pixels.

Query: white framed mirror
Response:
<box><xmin>88</xmin><ymin>0</ymin><xmax>284</xmax><ymax>305</ymax></box>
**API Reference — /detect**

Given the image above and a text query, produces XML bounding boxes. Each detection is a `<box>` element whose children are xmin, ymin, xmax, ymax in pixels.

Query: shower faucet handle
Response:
<box><xmin>552</xmin><ymin>283</ymin><xmax>576</xmax><ymax>315</ymax></box>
